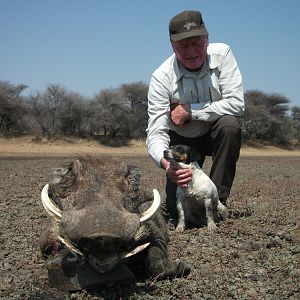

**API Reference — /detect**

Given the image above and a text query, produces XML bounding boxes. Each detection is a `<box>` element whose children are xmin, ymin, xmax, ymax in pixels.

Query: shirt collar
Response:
<box><xmin>173</xmin><ymin>50</ymin><xmax>220</xmax><ymax>82</ymax></box>
<box><xmin>174</xmin><ymin>58</ymin><xmax>209</xmax><ymax>82</ymax></box>
<box><xmin>207</xmin><ymin>51</ymin><xmax>220</xmax><ymax>70</ymax></box>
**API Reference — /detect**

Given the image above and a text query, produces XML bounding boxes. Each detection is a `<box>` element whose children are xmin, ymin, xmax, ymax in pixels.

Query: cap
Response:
<box><xmin>169</xmin><ymin>10</ymin><xmax>208</xmax><ymax>42</ymax></box>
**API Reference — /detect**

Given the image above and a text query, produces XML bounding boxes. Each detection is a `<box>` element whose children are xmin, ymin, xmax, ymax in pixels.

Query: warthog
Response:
<box><xmin>39</xmin><ymin>156</ymin><xmax>190</xmax><ymax>291</ymax></box>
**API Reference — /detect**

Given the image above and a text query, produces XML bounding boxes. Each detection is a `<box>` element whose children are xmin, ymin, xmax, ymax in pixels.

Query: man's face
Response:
<box><xmin>172</xmin><ymin>36</ymin><xmax>208</xmax><ymax>71</ymax></box>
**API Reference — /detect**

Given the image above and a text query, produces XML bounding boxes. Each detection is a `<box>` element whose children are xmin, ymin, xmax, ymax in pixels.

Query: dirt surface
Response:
<box><xmin>0</xmin><ymin>138</ymin><xmax>300</xmax><ymax>299</ymax></box>
<box><xmin>1</xmin><ymin>136</ymin><xmax>300</xmax><ymax>157</ymax></box>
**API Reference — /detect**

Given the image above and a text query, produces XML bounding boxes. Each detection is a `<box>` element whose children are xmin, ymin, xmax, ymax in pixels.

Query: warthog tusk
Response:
<box><xmin>57</xmin><ymin>235</ymin><xmax>84</xmax><ymax>257</ymax></box>
<box><xmin>41</xmin><ymin>184</ymin><xmax>62</xmax><ymax>219</ymax></box>
<box><xmin>120</xmin><ymin>242</ymin><xmax>150</xmax><ymax>258</ymax></box>
<box><xmin>139</xmin><ymin>189</ymin><xmax>161</xmax><ymax>223</ymax></box>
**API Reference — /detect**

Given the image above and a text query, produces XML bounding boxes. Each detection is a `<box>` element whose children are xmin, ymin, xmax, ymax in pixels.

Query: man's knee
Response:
<box><xmin>216</xmin><ymin>115</ymin><xmax>241</xmax><ymax>128</ymax></box>
<box><xmin>221</xmin><ymin>124</ymin><xmax>241</xmax><ymax>138</ymax></box>
<box><xmin>212</xmin><ymin>115</ymin><xmax>241</xmax><ymax>140</ymax></box>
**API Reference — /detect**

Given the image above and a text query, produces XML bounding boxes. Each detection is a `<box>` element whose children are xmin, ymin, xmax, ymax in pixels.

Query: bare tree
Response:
<box><xmin>28</xmin><ymin>84</ymin><xmax>67</xmax><ymax>137</ymax></box>
<box><xmin>119</xmin><ymin>81</ymin><xmax>148</xmax><ymax>137</ymax></box>
<box><xmin>90</xmin><ymin>88</ymin><xmax>129</xmax><ymax>137</ymax></box>
<box><xmin>57</xmin><ymin>92</ymin><xmax>90</xmax><ymax>136</ymax></box>
<box><xmin>29</xmin><ymin>93</ymin><xmax>50</xmax><ymax>136</ymax></box>
<box><xmin>44</xmin><ymin>84</ymin><xmax>66</xmax><ymax>135</ymax></box>
<box><xmin>0</xmin><ymin>81</ymin><xmax>28</xmax><ymax>136</ymax></box>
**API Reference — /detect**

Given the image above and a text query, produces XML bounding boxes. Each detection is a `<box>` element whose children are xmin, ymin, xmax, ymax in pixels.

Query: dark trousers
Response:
<box><xmin>165</xmin><ymin>115</ymin><xmax>241</xmax><ymax>220</ymax></box>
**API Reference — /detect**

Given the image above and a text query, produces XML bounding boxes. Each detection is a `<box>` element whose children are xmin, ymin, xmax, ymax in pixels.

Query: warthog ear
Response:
<box><xmin>125</xmin><ymin>165</ymin><xmax>141</xmax><ymax>192</ymax></box>
<box><xmin>48</xmin><ymin>160</ymin><xmax>82</xmax><ymax>203</ymax></box>
<box><xmin>52</xmin><ymin>159</ymin><xmax>82</xmax><ymax>178</ymax></box>
<box><xmin>51</xmin><ymin>167</ymin><xmax>69</xmax><ymax>184</ymax></box>
<box><xmin>73</xmin><ymin>159</ymin><xmax>82</xmax><ymax>174</ymax></box>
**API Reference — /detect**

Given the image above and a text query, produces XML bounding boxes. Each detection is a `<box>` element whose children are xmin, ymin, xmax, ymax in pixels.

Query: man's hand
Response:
<box><xmin>170</xmin><ymin>103</ymin><xmax>191</xmax><ymax>127</ymax></box>
<box><xmin>161</xmin><ymin>158</ymin><xmax>192</xmax><ymax>187</ymax></box>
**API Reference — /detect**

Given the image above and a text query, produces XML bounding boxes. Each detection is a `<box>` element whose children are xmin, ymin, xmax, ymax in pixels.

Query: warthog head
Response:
<box><xmin>40</xmin><ymin>157</ymin><xmax>160</xmax><ymax>274</ymax></box>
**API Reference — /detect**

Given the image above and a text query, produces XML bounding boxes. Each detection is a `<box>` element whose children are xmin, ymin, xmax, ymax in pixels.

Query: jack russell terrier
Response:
<box><xmin>163</xmin><ymin>144</ymin><xmax>229</xmax><ymax>232</ymax></box>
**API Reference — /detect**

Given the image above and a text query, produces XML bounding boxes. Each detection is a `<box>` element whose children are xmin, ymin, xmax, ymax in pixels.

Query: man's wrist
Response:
<box><xmin>160</xmin><ymin>158</ymin><xmax>169</xmax><ymax>170</ymax></box>
<box><xmin>185</xmin><ymin>104</ymin><xmax>192</xmax><ymax>120</ymax></box>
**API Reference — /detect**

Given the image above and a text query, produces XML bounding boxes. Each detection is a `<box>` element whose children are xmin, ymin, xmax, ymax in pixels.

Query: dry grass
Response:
<box><xmin>0</xmin><ymin>136</ymin><xmax>299</xmax><ymax>299</ymax></box>
<box><xmin>0</xmin><ymin>135</ymin><xmax>300</xmax><ymax>157</ymax></box>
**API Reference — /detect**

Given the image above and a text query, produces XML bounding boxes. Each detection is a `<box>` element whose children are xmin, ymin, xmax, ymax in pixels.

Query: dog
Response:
<box><xmin>163</xmin><ymin>145</ymin><xmax>229</xmax><ymax>232</ymax></box>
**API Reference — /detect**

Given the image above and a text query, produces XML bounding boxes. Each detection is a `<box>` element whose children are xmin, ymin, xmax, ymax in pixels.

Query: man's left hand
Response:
<box><xmin>170</xmin><ymin>103</ymin><xmax>191</xmax><ymax>127</ymax></box>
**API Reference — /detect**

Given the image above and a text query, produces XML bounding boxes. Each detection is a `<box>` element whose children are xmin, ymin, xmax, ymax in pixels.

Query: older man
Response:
<box><xmin>146</xmin><ymin>10</ymin><xmax>244</xmax><ymax>220</ymax></box>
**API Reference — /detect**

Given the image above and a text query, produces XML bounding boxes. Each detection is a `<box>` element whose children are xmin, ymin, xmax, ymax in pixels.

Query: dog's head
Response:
<box><xmin>164</xmin><ymin>145</ymin><xmax>192</xmax><ymax>164</ymax></box>
<box><xmin>163</xmin><ymin>145</ymin><xmax>200</xmax><ymax>167</ymax></box>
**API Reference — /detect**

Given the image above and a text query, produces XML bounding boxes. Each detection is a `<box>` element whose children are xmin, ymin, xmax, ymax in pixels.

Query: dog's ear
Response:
<box><xmin>190</xmin><ymin>148</ymin><xmax>201</xmax><ymax>162</ymax></box>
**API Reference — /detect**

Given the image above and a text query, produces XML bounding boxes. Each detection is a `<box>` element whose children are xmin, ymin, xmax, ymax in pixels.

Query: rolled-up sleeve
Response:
<box><xmin>146</xmin><ymin>75</ymin><xmax>171</xmax><ymax>167</ymax></box>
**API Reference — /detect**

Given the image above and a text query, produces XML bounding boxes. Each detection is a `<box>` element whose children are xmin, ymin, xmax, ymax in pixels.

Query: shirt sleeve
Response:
<box><xmin>146</xmin><ymin>74</ymin><xmax>171</xmax><ymax>167</ymax></box>
<box><xmin>190</xmin><ymin>46</ymin><xmax>244</xmax><ymax>122</ymax></box>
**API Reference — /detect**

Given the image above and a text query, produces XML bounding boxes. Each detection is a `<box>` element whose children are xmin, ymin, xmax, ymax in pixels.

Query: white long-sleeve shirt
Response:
<box><xmin>146</xmin><ymin>43</ymin><xmax>244</xmax><ymax>166</ymax></box>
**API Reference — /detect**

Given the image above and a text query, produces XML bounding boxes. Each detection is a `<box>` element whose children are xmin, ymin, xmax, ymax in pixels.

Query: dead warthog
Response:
<box><xmin>39</xmin><ymin>156</ymin><xmax>190</xmax><ymax>291</ymax></box>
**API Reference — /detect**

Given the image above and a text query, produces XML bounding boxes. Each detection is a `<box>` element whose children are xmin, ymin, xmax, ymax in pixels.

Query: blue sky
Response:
<box><xmin>1</xmin><ymin>0</ymin><xmax>300</xmax><ymax>107</ymax></box>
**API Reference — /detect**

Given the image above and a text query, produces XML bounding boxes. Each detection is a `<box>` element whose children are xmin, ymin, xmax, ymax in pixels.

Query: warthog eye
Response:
<box><xmin>78</xmin><ymin>237</ymin><xmax>123</xmax><ymax>254</ymax></box>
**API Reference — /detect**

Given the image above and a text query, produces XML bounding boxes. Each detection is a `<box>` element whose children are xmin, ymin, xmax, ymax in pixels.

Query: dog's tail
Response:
<box><xmin>228</xmin><ymin>207</ymin><xmax>252</xmax><ymax>219</ymax></box>
<box><xmin>217</xmin><ymin>202</ymin><xmax>252</xmax><ymax>220</ymax></box>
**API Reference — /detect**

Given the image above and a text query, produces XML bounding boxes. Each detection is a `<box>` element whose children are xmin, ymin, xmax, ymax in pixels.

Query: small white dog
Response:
<box><xmin>164</xmin><ymin>145</ymin><xmax>229</xmax><ymax>232</ymax></box>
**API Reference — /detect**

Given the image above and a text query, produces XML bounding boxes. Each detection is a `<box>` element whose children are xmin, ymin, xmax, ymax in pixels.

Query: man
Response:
<box><xmin>146</xmin><ymin>10</ymin><xmax>244</xmax><ymax>221</ymax></box>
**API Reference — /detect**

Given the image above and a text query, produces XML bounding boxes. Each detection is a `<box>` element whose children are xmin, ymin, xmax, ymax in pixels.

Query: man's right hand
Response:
<box><xmin>170</xmin><ymin>103</ymin><xmax>191</xmax><ymax>127</ymax></box>
<box><xmin>161</xmin><ymin>158</ymin><xmax>192</xmax><ymax>187</ymax></box>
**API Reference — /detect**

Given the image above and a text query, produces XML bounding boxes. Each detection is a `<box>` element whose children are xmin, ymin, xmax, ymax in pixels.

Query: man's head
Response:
<box><xmin>169</xmin><ymin>10</ymin><xmax>208</xmax><ymax>42</ymax></box>
<box><xmin>169</xmin><ymin>10</ymin><xmax>208</xmax><ymax>71</ymax></box>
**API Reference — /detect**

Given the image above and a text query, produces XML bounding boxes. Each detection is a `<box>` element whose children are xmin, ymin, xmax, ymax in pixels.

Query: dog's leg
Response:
<box><xmin>204</xmin><ymin>198</ymin><xmax>217</xmax><ymax>232</ymax></box>
<box><xmin>175</xmin><ymin>198</ymin><xmax>186</xmax><ymax>232</ymax></box>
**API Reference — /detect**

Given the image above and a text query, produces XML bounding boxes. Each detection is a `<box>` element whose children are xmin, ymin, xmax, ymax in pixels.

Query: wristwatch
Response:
<box><xmin>189</xmin><ymin>108</ymin><xmax>192</xmax><ymax>120</ymax></box>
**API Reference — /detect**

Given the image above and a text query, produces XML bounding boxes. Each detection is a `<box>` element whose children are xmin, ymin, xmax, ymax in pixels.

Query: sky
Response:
<box><xmin>1</xmin><ymin>0</ymin><xmax>300</xmax><ymax>107</ymax></box>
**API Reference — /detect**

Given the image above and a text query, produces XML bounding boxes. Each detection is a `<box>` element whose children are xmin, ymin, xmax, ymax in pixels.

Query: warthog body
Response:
<box><xmin>39</xmin><ymin>156</ymin><xmax>190</xmax><ymax>291</ymax></box>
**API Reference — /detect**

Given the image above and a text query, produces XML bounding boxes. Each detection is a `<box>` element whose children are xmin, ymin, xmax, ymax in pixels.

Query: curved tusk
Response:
<box><xmin>57</xmin><ymin>235</ymin><xmax>83</xmax><ymax>257</ymax></box>
<box><xmin>120</xmin><ymin>242</ymin><xmax>150</xmax><ymax>258</ymax></box>
<box><xmin>140</xmin><ymin>189</ymin><xmax>161</xmax><ymax>223</ymax></box>
<box><xmin>41</xmin><ymin>184</ymin><xmax>62</xmax><ymax>219</ymax></box>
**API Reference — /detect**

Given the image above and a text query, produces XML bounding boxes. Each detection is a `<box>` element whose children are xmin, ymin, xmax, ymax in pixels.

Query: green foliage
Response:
<box><xmin>243</xmin><ymin>90</ymin><xmax>299</xmax><ymax>146</ymax></box>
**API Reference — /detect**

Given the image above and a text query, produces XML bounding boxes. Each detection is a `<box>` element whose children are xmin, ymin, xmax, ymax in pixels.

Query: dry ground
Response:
<box><xmin>0</xmin><ymin>137</ymin><xmax>299</xmax><ymax>299</ymax></box>
<box><xmin>0</xmin><ymin>135</ymin><xmax>300</xmax><ymax>157</ymax></box>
